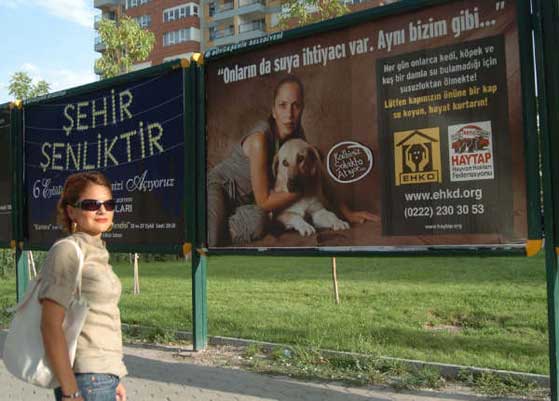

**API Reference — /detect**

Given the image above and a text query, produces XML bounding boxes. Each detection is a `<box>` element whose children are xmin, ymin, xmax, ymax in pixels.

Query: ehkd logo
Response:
<box><xmin>394</xmin><ymin>128</ymin><xmax>442</xmax><ymax>186</ymax></box>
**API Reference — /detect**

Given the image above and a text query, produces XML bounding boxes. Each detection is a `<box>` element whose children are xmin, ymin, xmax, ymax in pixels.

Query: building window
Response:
<box><xmin>134</xmin><ymin>15</ymin><xmax>152</xmax><ymax>28</ymax></box>
<box><xmin>126</xmin><ymin>0</ymin><xmax>151</xmax><ymax>9</ymax></box>
<box><xmin>209</xmin><ymin>3</ymin><xmax>216</xmax><ymax>16</ymax></box>
<box><xmin>239</xmin><ymin>0</ymin><xmax>263</xmax><ymax>7</ymax></box>
<box><xmin>163</xmin><ymin>27</ymin><xmax>199</xmax><ymax>46</ymax></box>
<box><xmin>239</xmin><ymin>18</ymin><xmax>264</xmax><ymax>33</ymax></box>
<box><xmin>163</xmin><ymin>3</ymin><xmax>199</xmax><ymax>22</ymax></box>
<box><xmin>210</xmin><ymin>25</ymin><xmax>234</xmax><ymax>40</ymax></box>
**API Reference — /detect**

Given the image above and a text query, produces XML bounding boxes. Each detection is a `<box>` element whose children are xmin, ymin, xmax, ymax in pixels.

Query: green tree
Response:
<box><xmin>279</xmin><ymin>0</ymin><xmax>349</xmax><ymax>27</ymax></box>
<box><xmin>8</xmin><ymin>71</ymin><xmax>50</xmax><ymax>100</ymax></box>
<box><xmin>95</xmin><ymin>16</ymin><xmax>155</xmax><ymax>79</ymax></box>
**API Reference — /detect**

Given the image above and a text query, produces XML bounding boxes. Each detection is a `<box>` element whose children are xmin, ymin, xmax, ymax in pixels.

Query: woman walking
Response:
<box><xmin>39</xmin><ymin>171</ymin><xmax>127</xmax><ymax>401</ymax></box>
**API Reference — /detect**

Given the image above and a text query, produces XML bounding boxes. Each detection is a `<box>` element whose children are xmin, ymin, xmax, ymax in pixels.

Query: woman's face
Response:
<box><xmin>66</xmin><ymin>183</ymin><xmax>114</xmax><ymax>238</ymax></box>
<box><xmin>272</xmin><ymin>82</ymin><xmax>304</xmax><ymax>140</ymax></box>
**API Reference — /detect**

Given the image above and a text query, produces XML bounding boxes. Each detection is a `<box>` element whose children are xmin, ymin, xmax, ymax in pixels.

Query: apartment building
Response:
<box><xmin>205</xmin><ymin>0</ymin><xmax>281</xmax><ymax>48</ymax></box>
<box><xmin>204</xmin><ymin>0</ymin><xmax>397</xmax><ymax>48</ymax></box>
<box><xmin>94</xmin><ymin>0</ymin><xmax>398</xmax><ymax>73</ymax></box>
<box><xmin>94</xmin><ymin>0</ymin><xmax>201</xmax><ymax>72</ymax></box>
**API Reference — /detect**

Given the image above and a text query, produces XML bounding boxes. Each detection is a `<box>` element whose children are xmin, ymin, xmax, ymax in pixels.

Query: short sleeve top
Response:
<box><xmin>38</xmin><ymin>232</ymin><xmax>127</xmax><ymax>377</ymax></box>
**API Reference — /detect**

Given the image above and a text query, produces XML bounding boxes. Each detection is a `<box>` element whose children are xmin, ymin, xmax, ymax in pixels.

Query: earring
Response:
<box><xmin>106</xmin><ymin>223</ymin><xmax>113</xmax><ymax>233</ymax></box>
<box><xmin>71</xmin><ymin>221</ymin><xmax>78</xmax><ymax>233</ymax></box>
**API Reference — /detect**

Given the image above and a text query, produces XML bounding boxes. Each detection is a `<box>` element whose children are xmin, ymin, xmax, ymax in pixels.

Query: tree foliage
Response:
<box><xmin>279</xmin><ymin>0</ymin><xmax>349</xmax><ymax>27</ymax></box>
<box><xmin>95</xmin><ymin>16</ymin><xmax>155</xmax><ymax>79</ymax></box>
<box><xmin>8</xmin><ymin>71</ymin><xmax>50</xmax><ymax>100</ymax></box>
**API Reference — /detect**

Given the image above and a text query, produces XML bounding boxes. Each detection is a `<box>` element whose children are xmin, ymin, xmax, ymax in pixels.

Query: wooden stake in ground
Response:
<box><xmin>332</xmin><ymin>257</ymin><xmax>340</xmax><ymax>304</ymax></box>
<box><xmin>133</xmin><ymin>253</ymin><xmax>140</xmax><ymax>295</ymax></box>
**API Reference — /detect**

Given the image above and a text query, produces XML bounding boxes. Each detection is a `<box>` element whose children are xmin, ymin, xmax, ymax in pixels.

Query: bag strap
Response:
<box><xmin>12</xmin><ymin>239</ymin><xmax>85</xmax><ymax>313</ymax></box>
<box><xmin>52</xmin><ymin>238</ymin><xmax>85</xmax><ymax>299</ymax></box>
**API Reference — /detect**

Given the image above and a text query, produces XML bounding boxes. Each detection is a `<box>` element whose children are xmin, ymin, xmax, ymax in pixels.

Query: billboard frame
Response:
<box><xmin>20</xmin><ymin>60</ymin><xmax>196</xmax><ymax>255</ymax></box>
<box><xmin>201</xmin><ymin>0</ymin><xmax>542</xmax><ymax>256</ymax></box>
<box><xmin>0</xmin><ymin>102</ymin><xmax>15</xmax><ymax>249</ymax></box>
<box><xmin>534</xmin><ymin>0</ymin><xmax>559</xmax><ymax>399</ymax></box>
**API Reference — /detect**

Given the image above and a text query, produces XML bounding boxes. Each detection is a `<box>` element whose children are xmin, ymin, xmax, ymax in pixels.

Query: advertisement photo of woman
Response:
<box><xmin>207</xmin><ymin>75</ymin><xmax>375</xmax><ymax>247</ymax></box>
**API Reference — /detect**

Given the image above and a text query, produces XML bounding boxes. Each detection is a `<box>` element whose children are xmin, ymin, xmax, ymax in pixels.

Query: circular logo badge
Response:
<box><xmin>326</xmin><ymin>141</ymin><xmax>374</xmax><ymax>184</ymax></box>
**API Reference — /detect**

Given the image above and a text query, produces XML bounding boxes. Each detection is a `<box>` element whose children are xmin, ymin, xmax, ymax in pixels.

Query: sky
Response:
<box><xmin>0</xmin><ymin>0</ymin><xmax>99</xmax><ymax>104</ymax></box>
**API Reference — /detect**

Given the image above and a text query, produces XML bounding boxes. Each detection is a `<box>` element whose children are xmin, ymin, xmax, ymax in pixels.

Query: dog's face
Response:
<box><xmin>273</xmin><ymin>139</ymin><xmax>321</xmax><ymax>193</ymax></box>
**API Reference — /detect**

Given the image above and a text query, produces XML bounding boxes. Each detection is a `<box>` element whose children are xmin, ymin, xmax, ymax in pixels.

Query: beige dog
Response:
<box><xmin>273</xmin><ymin>138</ymin><xmax>350</xmax><ymax>236</ymax></box>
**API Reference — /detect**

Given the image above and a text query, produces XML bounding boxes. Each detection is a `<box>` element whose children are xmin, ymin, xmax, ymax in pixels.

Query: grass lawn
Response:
<box><xmin>0</xmin><ymin>253</ymin><xmax>549</xmax><ymax>374</ymax></box>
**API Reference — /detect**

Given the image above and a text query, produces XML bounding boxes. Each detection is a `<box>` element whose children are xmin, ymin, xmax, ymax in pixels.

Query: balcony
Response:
<box><xmin>94</xmin><ymin>14</ymin><xmax>101</xmax><ymax>29</ymax></box>
<box><xmin>94</xmin><ymin>12</ymin><xmax>116</xmax><ymax>29</ymax></box>
<box><xmin>212</xmin><ymin>0</ymin><xmax>267</xmax><ymax>22</ymax></box>
<box><xmin>94</xmin><ymin>36</ymin><xmax>106</xmax><ymax>52</ymax></box>
<box><xmin>94</xmin><ymin>62</ymin><xmax>104</xmax><ymax>76</ymax></box>
<box><xmin>237</xmin><ymin>0</ymin><xmax>266</xmax><ymax>15</ymax></box>
<box><xmin>94</xmin><ymin>0</ymin><xmax>122</xmax><ymax>9</ymax></box>
<box><xmin>239</xmin><ymin>19</ymin><xmax>265</xmax><ymax>34</ymax></box>
<box><xmin>212</xmin><ymin>1</ymin><xmax>235</xmax><ymax>21</ymax></box>
<box><xmin>210</xmin><ymin>26</ymin><xmax>235</xmax><ymax>46</ymax></box>
<box><xmin>219</xmin><ymin>1</ymin><xmax>234</xmax><ymax>12</ymax></box>
<box><xmin>237</xmin><ymin>20</ymin><xmax>266</xmax><ymax>41</ymax></box>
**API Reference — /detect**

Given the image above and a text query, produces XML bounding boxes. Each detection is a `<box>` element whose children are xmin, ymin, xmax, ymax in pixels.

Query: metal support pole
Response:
<box><xmin>545</xmin><ymin>241</ymin><xmax>559</xmax><ymax>401</ymax></box>
<box><xmin>11</xmin><ymin>102</ymin><xmax>25</xmax><ymax>303</ymax></box>
<box><xmin>15</xmin><ymin>246</ymin><xmax>29</xmax><ymax>303</ymax></box>
<box><xmin>534</xmin><ymin>0</ymin><xmax>559</xmax><ymax>398</ymax></box>
<box><xmin>192</xmin><ymin>250</ymin><xmax>208</xmax><ymax>351</ymax></box>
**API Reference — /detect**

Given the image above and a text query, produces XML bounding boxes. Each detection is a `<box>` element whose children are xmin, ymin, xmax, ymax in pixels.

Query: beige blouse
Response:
<box><xmin>38</xmin><ymin>232</ymin><xmax>127</xmax><ymax>377</ymax></box>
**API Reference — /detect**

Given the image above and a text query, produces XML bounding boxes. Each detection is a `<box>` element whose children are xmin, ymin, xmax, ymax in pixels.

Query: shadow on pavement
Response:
<box><xmin>123</xmin><ymin>353</ymin><xmax>384</xmax><ymax>401</ymax></box>
<box><xmin>122</xmin><ymin>347</ymin><xmax>492</xmax><ymax>401</ymax></box>
<box><xmin>0</xmin><ymin>331</ymin><xmax>494</xmax><ymax>401</ymax></box>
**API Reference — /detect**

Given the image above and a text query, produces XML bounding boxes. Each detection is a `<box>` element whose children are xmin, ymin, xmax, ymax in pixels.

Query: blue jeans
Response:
<box><xmin>54</xmin><ymin>373</ymin><xmax>119</xmax><ymax>401</ymax></box>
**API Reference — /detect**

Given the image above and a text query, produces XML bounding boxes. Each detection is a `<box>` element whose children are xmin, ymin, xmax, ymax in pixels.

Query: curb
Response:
<box><xmin>121</xmin><ymin>324</ymin><xmax>550</xmax><ymax>388</ymax></box>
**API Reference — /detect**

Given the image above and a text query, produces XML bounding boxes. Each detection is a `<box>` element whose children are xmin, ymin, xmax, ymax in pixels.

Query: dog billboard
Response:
<box><xmin>205</xmin><ymin>0</ymin><xmax>534</xmax><ymax>251</ymax></box>
<box><xmin>24</xmin><ymin>66</ymin><xmax>186</xmax><ymax>249</ymax></box>
<box><xmin>0</xmin><ymin>105</ymin><xmax>12</xmax><ymax>245</ymax></box>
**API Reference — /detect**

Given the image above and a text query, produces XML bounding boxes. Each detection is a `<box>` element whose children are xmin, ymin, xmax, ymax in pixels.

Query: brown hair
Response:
<box><xmin>56</xmin><ymin>171</ymin><xmax>112</xmax><ymax>233</ymax></box>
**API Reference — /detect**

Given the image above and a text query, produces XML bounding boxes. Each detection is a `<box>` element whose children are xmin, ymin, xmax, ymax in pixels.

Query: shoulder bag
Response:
<box><xmin>2</xmin><ymin>238</ymin><xmax>89</xmax><ymax>388</ymax></box>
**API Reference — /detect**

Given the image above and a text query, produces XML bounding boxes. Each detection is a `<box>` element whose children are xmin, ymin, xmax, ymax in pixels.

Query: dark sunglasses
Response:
<box><xmin>72</xmin><ymin>199</ymin><xmax>116</xmax><ymax>212</ymax></box>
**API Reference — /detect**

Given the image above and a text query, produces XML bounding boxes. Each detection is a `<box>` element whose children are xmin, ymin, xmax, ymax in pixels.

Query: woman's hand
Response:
<box><xmin>116</xmin><ymin>383</ymin><xmax>127</xmax><ymax>401</ymax></box>
<box><xmin>341</xmin><ymin>208</ymin><xmax>380</xmax><ymax>224</ymax></box>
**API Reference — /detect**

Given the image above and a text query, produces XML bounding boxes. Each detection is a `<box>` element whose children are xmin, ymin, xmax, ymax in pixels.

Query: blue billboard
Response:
<box><xmin>24</xmin><ymin>68</ymin><xmax>185</xmax><ymax>248</ymax></box>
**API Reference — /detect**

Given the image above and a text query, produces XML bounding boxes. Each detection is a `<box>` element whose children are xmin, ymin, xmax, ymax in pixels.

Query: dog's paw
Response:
<box><xmin>293</xmin><ymin>220</ymin><xmax>316</xmax><ymax>236</ymax></box>
<box><xmin>312</xmin><ymin>209</ymin><xmax>351</xmax><ymax>231</ymax></box>
<box><xmin>331</xmin><ymin>219</ymin><xmax>350</xmax><ymax>231</ymax></box>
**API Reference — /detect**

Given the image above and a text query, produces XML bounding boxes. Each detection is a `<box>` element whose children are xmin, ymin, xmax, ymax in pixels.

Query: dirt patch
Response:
<box><xmin>172</xmin><ymin>344</ymin><xmax>249</xmax><ymax>368</ymax></box>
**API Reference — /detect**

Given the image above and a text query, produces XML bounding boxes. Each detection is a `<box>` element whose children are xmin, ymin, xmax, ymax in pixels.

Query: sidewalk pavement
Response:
<box><xmin>0</xmin><ymin>331</ymin><xmax>534</xmax><ymax>401</ymax></box>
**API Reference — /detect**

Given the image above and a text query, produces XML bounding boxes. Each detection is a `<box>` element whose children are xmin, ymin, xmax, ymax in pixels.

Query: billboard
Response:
<box><xmin>0</xmin><ymin>106</ymin><xmax>12</xmax><ymax>245</ymax></box>
<box><xmin>205</xmin><ymin>0</ymin><xmax>530</xmax><ymax>250</ymax></box>
<box><xmin>24</xmin><ymin>67</ymin><xmax>186</xmax><ymax>248</ymax></box>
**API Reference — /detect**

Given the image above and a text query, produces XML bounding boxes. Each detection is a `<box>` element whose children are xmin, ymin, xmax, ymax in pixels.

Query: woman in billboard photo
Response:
<box><xmin>208</xmin><ymin>75</ymin><xmax>375</xmax><ymax>246</ymax></box>
<box><xmin>40</xmin><ymin>172</ymin><xmax>127</xmax><ymax>401</ymax></box>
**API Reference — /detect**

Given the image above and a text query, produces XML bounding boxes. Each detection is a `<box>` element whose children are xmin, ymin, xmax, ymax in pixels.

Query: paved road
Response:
<box><xmin>0</xmin><ymin>331</ymin><xmax>535</xmax><ymax>401</ymax></box>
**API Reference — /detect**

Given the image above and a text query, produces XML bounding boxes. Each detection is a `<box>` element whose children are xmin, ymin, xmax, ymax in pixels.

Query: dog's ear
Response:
<box><xmin>309</xmin><ymin>146</ymin><xmax>322</xmax><ymax>176</ymax></box>
<box><xmin>272</xmin><ymin>153</ymin><xmax>279</xmax><ymax>178</ymax></box>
